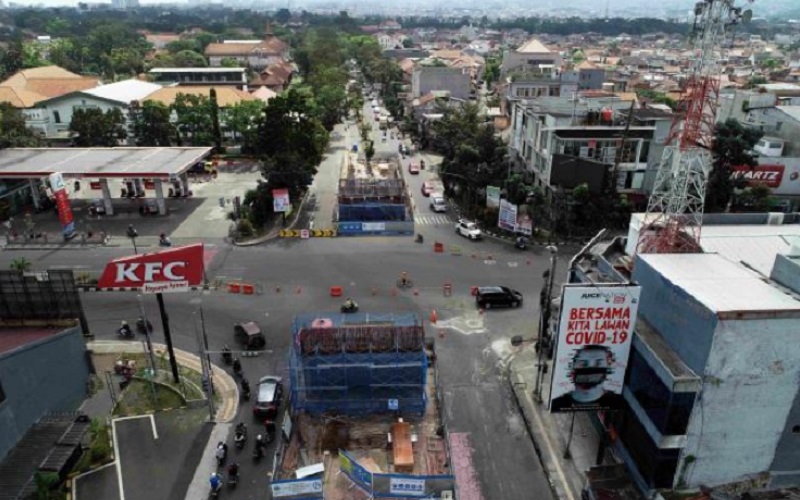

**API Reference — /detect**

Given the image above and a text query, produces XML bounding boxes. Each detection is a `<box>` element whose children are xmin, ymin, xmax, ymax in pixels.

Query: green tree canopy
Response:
<box><xmin>706</xmin><ymin>118</ymin><xmax>763</xmax><ymax>212</ymax></box>
<box><xmin>130</xmin><ymin>101</ymin><xmax>176</xmax><ymax>147</ymax></box>
<box><xmin>0</xmin><ymin>103</ymin><xmax>43</xmax><ymax>148</ymax></box>
<box><xmin>69</xmin><ymin>108</ymin><xmax>127</xmax><ymax>147</ymax></box>
<box><xmin>173</xmin><ymin>93</ymin><xmax>216</xmax><ymax>147</ymax></box>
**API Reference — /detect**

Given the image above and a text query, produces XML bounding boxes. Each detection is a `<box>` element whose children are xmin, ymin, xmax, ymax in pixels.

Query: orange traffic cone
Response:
<box><xmin>430</xmin><ymin>309</ymin><xmax>438</xmax><ymax>324</ymax></box>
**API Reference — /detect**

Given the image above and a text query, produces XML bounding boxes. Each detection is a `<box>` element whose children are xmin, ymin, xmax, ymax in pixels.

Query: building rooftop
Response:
<box><xmin>149</xmin><ymin>67</ymin><xmax>247</xmax><ymax>73</ymax></box>
<box><xmin>516</xmin><ymin>38</ymin><xmax>551</xmax><ymax>54</ymax></box>
<box><xmin>775</xmin><ymin>105</ymin><xmax>800</xmax><ymax>123</ymax></box>
<box><xmin>699</xmin><ymin>223</ymin><xmax>800</xmax><ymax>277</ymax></box>
<box><xmin>83</xmin><ymin>79</ymin><xmax>163</xmax><ymax>105</ymax></box>
<box><xmin>144</xmin><ymin>86</ymin><xmax>257</xmax><ymax>107</ymax></box>
<box><xmin>0</xmin><ymin>86</ymin><xmax>47</xmax><ymax>108</ymax></box>
<box><xmin>638</xmin><ymin>253</ymin><xmax>800</xmax><ymax>315</ymax></box>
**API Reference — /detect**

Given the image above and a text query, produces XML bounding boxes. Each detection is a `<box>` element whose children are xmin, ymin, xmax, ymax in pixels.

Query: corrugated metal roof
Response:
<box><xmin>699</xmin><ymin>223</ymin><xmax>800</xmax><ymax>277</ymax></box>
<box><xmin>776</xmin><ymin>105</ymin><xmax>800</xmax><ymax>122</ymax></box>
<box><xmin>638</xmin><ymin>253</ymin><xmax>800</xmax><ymax>313</ymax></box>
<box><xmin>83</xmin><ymin>79</ymin><xmax>163</xmax><ymax>104</ymax></box>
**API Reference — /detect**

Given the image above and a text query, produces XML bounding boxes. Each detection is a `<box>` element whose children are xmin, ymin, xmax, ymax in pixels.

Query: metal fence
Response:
<box><xmin>0</xmin><ymin>270</ymin><xmax>85</xmax><ymax>325</ymax></box>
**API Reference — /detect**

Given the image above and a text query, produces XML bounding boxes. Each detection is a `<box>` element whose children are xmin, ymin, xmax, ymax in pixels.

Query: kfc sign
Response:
<box><xmin>731</xmin><ymin>165</ymin><xmax>785</xmax><ymax>188</ymax></box>
<box><xmin>98</xmin><ymin>244</ymin><xmax>204</xmax><ymax>291</ymax></box>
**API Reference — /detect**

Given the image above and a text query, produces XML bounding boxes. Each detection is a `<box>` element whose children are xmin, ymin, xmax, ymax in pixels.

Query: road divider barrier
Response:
<box><xmin>450</xmin><ymin>245</ymin><xmax>462</xmax><ymax>256</ymax></box>
<box><xmin>242</xmin><ymin>284</ymin><xmax>255</xmax><ymax>295</ymax></box>
<box><xmin>279</xmin><ymin>228</ymin><xmax>337</xmax><ymax>238</ymax></box>
<box><xmin>430</xmin><ymin>309</ymin><xmax>438</xmax><ymax>324</ymax></box>
<box><xmin>434</xmin><ymin>242</ymin><xmax>444</xmax><ymax>253</ymax></box>
<box><xmin>330</xmin><ymin>286</ymin><xmax>343</xmax><ymax>297</ymax></box>
<box><xmin>227</xmin><ymin>282</ymin><xmax>241</xmax><ymax>294</ymax></box>
<box><xmin>443</xmin><ymin>283</ymin><xmax>452</xmax><ymax>297</ymax></box>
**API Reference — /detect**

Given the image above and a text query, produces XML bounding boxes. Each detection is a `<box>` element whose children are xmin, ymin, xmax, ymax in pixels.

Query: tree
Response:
<box><xmin>10</xmin><ymin>257</ymin><xmax>32</xmax><ymax>272</ymax></box>
<box><xmin>248</xmin><ymin>89</ymin><xmax>328</xmax><ymax>200</ymax></box>
<box><xmin>165</xmin><ymin>39</ymin><xmax>200</xmax><ymax>54</ymax></box>
<box><xmin>483</xmin><ymin>58</ymin><xmax>500</xmax><ymax>85</ymax></box>
<box><xmin>220</xmin><ymin>57</ymin><xmax>241</xmax><ymax>68</ymax></box>
<box><xmin>0</xmin><ymin>103</ymin><xmax>43</xmax><ymax>148</ymax></box>
<box><xmin>224</xmin><ymin>100</ymin><xmax>264</xmax><ymax>144</ymax></box>
<box><xmin>706</xmin><ymin>118</ymin><xmax>763</xmax><ymax>212</ymax></box>
<box><xmin>69</xmin><ymin>108</ymin><xmax>127</xmax><ymax>147</ymax></box>
<box><xmin>129</xmin><ymin>101</ymin><xmax>176</xmax><ymax>147</ymax></box>
<box><xmin>402</xmin><ymin>38</ymin><xmax>413</xmax><ymax>48</ymax></box>
<box><xmin>209</xmin><ymin>88</ymin><xmax>222</xmax><ymax>150</ymax></box>
<box><xmin>0</xmin><ymin>36</ymin><xmax>25</xmax><ymax>79</ymax></box>
<box><xmin>172</xmin><ymin>50</ymin><xmax>207</xmax><ymax>67</ymax></box>
<box><xmin>172</xmin><ymin>93</ymin><xmax>216</xmax><ymax>146</ymax></box>
<box><xmin>364</xmin><ymin>139</ymin><xmax>375</xmax><ymax>165</ymax></box>
<box><xmin>275</xmin><ymin>8</ymin><xmax>292</xmax><ymax>24</ymax></box>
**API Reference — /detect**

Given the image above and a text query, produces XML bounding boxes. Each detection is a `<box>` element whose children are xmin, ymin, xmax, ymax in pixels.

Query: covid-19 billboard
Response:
<box><xmin>549</xmin><ymin>285</ymin><xmax>641</xmax><ymax>413</ymax></box>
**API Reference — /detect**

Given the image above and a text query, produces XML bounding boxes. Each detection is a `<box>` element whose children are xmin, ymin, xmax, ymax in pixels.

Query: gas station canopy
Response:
<box><xmin>0</xmin><ymin>147</ymin><xmax>213</xmax><ymax>179</ymax></box>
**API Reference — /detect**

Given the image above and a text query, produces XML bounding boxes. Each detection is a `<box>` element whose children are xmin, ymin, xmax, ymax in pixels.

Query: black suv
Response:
<box><xmin>475</xmin><ymin>286</ymin><xmax>523</xmax><ymax>309</ymax></box>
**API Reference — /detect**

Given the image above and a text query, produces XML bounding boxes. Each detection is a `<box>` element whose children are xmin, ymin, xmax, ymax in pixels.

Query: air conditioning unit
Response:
<box><xmin>767</xmin><ymin>212</ymin><xmax>784</xmax><ymax>225</ymax></box>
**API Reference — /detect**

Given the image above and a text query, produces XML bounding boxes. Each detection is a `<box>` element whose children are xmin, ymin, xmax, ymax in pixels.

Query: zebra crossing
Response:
<box><xmin>414</xmin><ymin>214</ymin><xmax>454</xmax><ymax>226</ymax></box>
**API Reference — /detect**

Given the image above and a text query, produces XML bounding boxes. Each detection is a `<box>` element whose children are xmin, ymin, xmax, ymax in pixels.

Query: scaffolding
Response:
<box><xmin>290</xmin><ymin>313</ymin><xmax>428</xmax><ymax>416</ymax></box>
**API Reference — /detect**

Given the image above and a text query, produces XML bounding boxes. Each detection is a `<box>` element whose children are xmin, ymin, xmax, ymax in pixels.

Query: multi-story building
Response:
<box><xmin>508</xmin><ymin>96</ymin><xmax>669</xmax><ymax>199</ymax></box>
<box><xmin>567</xmin><ymin>213</ymin><xmax>800</xmax><ymax>492</ymax></box>
<box><xmin>204</xmin><ymin>32</ymin><xmax>289</xmax><ymax>70</ymax></box>
<box><xmin>149</xmin><ymin>67</ymin><xmax>248</xmax><ymax>89</ymax></box>
<box><xmin>500</xmin><ymin>38</ymin><xmax>562</xmax><ymax>77</ymax></box>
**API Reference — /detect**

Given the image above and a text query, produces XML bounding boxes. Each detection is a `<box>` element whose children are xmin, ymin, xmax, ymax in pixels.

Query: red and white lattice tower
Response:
<box><xmin>636</xmin><ymin>0</ymin><xmax>752</xmax><ymax>254</ymax></box>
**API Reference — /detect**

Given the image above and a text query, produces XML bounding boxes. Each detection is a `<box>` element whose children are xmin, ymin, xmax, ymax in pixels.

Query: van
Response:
<box><xmin>430</xmin><ymin>194</ymin><xmax>447</xmax><ymax>213</ymax></box>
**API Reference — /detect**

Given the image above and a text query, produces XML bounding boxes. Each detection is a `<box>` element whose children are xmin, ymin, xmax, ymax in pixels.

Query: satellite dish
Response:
<box><xmin>741</xmin><ymin>9</ymin><xmax>753</xmax><ymax>23</ymax></box>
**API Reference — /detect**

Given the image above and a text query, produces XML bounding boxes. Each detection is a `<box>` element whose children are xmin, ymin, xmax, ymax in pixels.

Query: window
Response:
<box><xmin>53</xmin><ymin>111</ymin><xmax>61</xmax><ymax>124</ymax></box>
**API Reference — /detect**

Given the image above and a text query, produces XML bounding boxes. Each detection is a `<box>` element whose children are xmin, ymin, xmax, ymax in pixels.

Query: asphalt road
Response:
<box><xmin>3</xmin><ymin>108</ymin><xmax>564</xmax><ymax>500</ymax></box>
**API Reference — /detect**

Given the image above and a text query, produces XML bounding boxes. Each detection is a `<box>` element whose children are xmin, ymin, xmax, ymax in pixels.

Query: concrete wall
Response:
<box><xmin>680</xmin><ymin>316</ymin><xmax>800</xmax><ymax>487</ymax></box>
<box><xmin>0</xmin><ymin>326</ymin><xmax>90</xmax><ymax>460</ymax></box>
<box><xmin>770</xmin><ymin>254</ymin><xmax>800</xmax><ymax>294</ymax></box>
<box><xmin>632</xmin><ymin>257</ymin><xmax>718</xmax><ymax>375</ymax></box>
<box><xmin>411</xmin><ymin>67</ymin><xmax>471</xmax><ymax>100</ymax></box>
<box><xmin>770</xmin><ymin>387</ymin><xmax>800</xmax><ymax>488</ymax></box>
<box><xmin>578</xmin><ymin>68</ymin><xmax>605</xmax><ymax>90</ymax></box>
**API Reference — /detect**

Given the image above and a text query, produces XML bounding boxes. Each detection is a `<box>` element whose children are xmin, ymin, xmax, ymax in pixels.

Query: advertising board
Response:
<box><xmin>48</xmin><ymin>172</ymin><xmax>75</xmax><ymax>238</ymax></box>
<box><xmin>498</xmin><ymin>199</ymin><xmax>517</xmax><ymax>231</ymax></box>
<box><xmin>97</xmin><ymin>243</ymin><xmax>205</xmax><ymax>290</ymax></box>
<box><xmin>549</xmin><ymin>285</ymin><xmax>641</xmax><ymax>413</ymax></box>
<box><xmin>273</xmin><ymin>188</ymin><xmax>291</xmax><ymax>212</ymax></box>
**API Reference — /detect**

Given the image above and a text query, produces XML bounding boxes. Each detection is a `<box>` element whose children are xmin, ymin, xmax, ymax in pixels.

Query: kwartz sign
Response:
<box><xmin>98</xmin><ymin>244</ymin><xmax>204</xmax><ymax>292</ymax></box>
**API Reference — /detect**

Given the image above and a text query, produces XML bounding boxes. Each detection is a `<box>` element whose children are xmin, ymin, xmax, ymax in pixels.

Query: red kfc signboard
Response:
<box><xmin>98</xmin><ymin>244</ymin><xmax>204</xmax><ymax>293</ymax></box>
<box><xmin>730</xmin><ymin>165</ymin><xmax>785</xmax><ymax>188</ymax></box>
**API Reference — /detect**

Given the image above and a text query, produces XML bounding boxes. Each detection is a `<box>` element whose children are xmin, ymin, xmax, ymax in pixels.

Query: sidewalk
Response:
<box><xmin>509</xmin><ymin>345</ymin><xmax>609</xmax><ymax>500</ymax></box>
<box><xmin>84</xmin><ymin>340</ymin><xmax>239</xmax><ymax>423</ymax></box>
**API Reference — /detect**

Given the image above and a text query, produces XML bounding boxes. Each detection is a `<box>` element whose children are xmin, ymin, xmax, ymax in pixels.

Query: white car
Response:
<box><xmin>455</xmin><ymin>219</ymin><xmax>482</xmax><ymax>240</ymax></box>
<box><xmin>430</xmin><ymin>194</ymin><xmax>447</xmax><ymax>213</ymax></box>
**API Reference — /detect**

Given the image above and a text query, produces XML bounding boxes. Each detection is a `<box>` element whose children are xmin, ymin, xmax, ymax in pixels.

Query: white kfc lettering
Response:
<box><xmin>114</xmin><ymin>261</ymin><xmax>187</xmax><ymax>283</ymax></box>
<box><xmin>116</xmin><ymin>263</ymin><xmax>141</xmax><ymax>283</ymax></box>
<box><xmin>163</xmin><ymin>262</ymin><xmax>185</xmax><ymax>280</ymax></box>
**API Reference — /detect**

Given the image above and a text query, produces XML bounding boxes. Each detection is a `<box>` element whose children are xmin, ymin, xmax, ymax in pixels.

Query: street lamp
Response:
<box><xmin>126</xmin><ymin>224</ymin><xmax>139</xmax><ymax>254</ymax></box>
<box><xmin>534</xmin><ymin>245</ymin><xmax>558</xmax><ymax>404</ymax></box>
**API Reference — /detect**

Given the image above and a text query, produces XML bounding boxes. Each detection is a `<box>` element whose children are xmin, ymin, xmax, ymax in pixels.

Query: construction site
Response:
<box><xmin>277</xmin><ymin>313</ymin><xmax>455</xmax><ymax>499</ymax></box>
<box><xmin>336</xmin><ymin>151</ymin><xmax>414</xmax><ymax>236</ymax></box>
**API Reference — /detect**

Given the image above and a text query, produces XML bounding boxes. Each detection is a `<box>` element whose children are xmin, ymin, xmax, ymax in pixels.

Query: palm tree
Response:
<box><xmin>10</xmin><ymin>257</ymin><xmax>31</xmax><ymax>272</ymax></box>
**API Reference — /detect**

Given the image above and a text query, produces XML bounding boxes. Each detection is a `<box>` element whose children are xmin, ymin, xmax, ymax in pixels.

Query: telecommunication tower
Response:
<box><xmin>636</xmin><ymin>0</ymin><xmax>752</xmax><ymax>254</ymax></box>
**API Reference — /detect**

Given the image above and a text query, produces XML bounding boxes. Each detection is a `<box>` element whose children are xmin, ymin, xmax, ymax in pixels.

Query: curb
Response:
<box><xmin>482</xmin><ymin>230</ymin><xmax>569</xmax><ymax>247</ymax></box>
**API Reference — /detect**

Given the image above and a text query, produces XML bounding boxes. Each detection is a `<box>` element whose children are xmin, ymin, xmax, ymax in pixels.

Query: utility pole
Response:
<box><xmin>137</xmin><ymin>295</ymin><xmax>157</xmax><ymax>376</ymax></box>
<box><xmin>157</xmin><ymin>293</ymin><xmax>181</xmax><ymax>384</ymax></box>
<box><xmin>194</xmin><ymin>310</ymin><xmax>216</xmax><ymax>422</ymax></box>
<box><xmin>534</xmin><ymin>245</ymin><xmax>558</xmax><ymax>403</ymax></box>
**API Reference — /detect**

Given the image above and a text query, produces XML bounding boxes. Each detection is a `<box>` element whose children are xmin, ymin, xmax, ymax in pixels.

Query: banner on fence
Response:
<box><xmin>372</xmin><ymin>473</ymin><xmax>456</xmax><ymax>498</ymax></box>
<box><xmin>339</xmin><ymin>450</ymin><xmax>373</xmax><ymax>492</ymax></box>
<box><xmin>270</xmin><ymin>478</ymin><xmax>323</xmax><ymax>499</ymax></box>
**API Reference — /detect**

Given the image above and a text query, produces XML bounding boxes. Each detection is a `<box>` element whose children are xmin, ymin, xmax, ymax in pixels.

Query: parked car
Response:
<box><xmin>408</xmin><ymin>162</ymin><xmax>420</xmax><ymax>175</ymax></box>
<box><xmin>455</xmin><ymin>219</ymin><xmax>482</xmax><ymax>240</ymax></box>
<box><xmin>234</xmin><ymin>321</ymin><xmax>266</xmax><ymax>350</ymax></box>
<box><xmin>430</xmin><ymin>194</ymin><xmax>447</xmax><ymax>213</ymax></box>
<box><xmin>475</xmin><ymin>286</ymin><xmax>523</xmax><ymax>309</ymax></box>
<box><xmin>253</xmin><ymin>375</ymin><xmax>283</xmax><ymax>419</ymax></box>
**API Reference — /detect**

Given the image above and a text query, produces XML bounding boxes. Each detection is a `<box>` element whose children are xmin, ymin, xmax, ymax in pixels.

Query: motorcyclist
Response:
<box><xmin>118</xmin><ymin>321</ymin><xmax>132</xmax><ymax>337</ymax></box>
<box><xmin>399</xmin><ymin>271</ymin><xmax>410</xmax><ymax>287</ymax></box>
<box><xmin>209</xmin><ymin>472</ymin><xmax>222</xmax><ymax>492</ymax></box>
<box><xmin>159</xmin><ymin>233</ymin><xmax>172</xmax><ymax>247</ymax></box>
<box><xmin>264</xmin><ymin>419</ymin><xmax>277</xmax><ymax>443</ymax></box>
<box><xmin>343</xmin><ymin>297</ymin><xmax>356</xmax><ymax>311</ymax></box>
<box><xmin>221</xmin><ymin>345</ymin><xmax>232</xmax><ymax>365</ymax></box>
<box><xmin>227</xmin><ymin>461</ymin><xmax>240</xmax><ymax>482</ymax></box>
<box><xmin>232</xmin><ymin>358</ymin><xmax>242</xmax><ymax>377</ymax></box>
<box><xmin>253</xmin><ymin>434</ymin><xmax>266</xmax><ymax>458</ymax></box>
<box><xmin>215</xmin><ymin>441</ymin><xmax>227</xmax><ymax>466</ymax></box>
<box><xmin>136</xmin><ymin>317</ymin><xmax>153</xmax><ymax>334</ymax></box>
<box><xmin>234</xmin><ymin>422</ymin><xmax>247</xmax><ymax>447</ymax></box>
<box><xmin>516</xmin><ymin>235</ymin><xmax>528</xmax><ymax>249</ymax></box>
<box><xmin>240</xmin><ymin>378</ymin><xmax>251</xmax><ymax>400</ymax></box>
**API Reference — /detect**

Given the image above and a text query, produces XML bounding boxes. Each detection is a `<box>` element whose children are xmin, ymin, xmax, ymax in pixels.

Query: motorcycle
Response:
<box><xmin>340</xmin><ymin>301</ymin><xmax>359</xmax><ymax>314</ymax></box>
<box><xmin>215</xmin><ymin>442</ymin><xmax>228</xmax><ymax>467</ymax></box>
<box><xmin>234</xmin><ymin>423</ymin><xmax>248</xmax><ymax>449</ymax></box>
<box><xmin>415</xmin><ymin>234</ymin><xmax>424</xmax><ymax>244</ymax></box>
<box><xmin>252</xmin><ymin>436</ymin><xmax>266</xmax><ymax>461</ymax></box>
<box><xmin>240</xmin><ymin>379</ymin><xmax>251</xmax><ymax>402</ymax></box>
<box><xmin>232</xmin><ymin>358</ymin><xmax>242</xmax><ymax>378</ymax></box>
<box><xmin>210</xmin><ymin>474</ymin><xmax>223</xmax><ymax>497</ymax></box>
<box><xmin>227</xmin><ymin>463</ymin><xmax>240</xmax><ymax>489</ymax></box>
<box><xmin>515</xmin><ymin>236</ymin><xmax>528</xmax><ymax>250</ymax></box>
<box><xmin>221</xmin><ymin>345</ymin><xmax>233</xmax><ymax>366</ymax></box>
<box><xmin>264</xmin><ymin>420</ymin><xmax>276</xmax><ymax>444</ymax></box>
<box><xmin>117</xmin><ymin>323</ymin><xmax>134</xmax><ymax>339</ymax></box>
<box><xmin>136</xmin><ymin>317</ymin><xmax>153</xmax><ymax>335</ymax></box>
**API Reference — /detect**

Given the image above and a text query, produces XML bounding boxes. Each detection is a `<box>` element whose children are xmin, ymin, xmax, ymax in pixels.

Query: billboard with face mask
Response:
<box><xmin>549</xmin><ymin>284</ymin><xmax>641</xmax><ymax>413</ymax></box>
